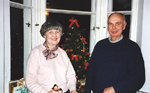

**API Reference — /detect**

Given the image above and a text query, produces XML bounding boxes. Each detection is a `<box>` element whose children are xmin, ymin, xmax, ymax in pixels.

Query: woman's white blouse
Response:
<box><xmin>25</xmin><ymin>44</ymin><xmax>76</xmax><ymax>93</ymax></box>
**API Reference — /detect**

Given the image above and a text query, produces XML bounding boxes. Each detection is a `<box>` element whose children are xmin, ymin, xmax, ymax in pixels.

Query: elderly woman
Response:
<box><xmin>25</xmin><ymin>20</ymin><xmax>77</xmax><ymax>93</ymax></box>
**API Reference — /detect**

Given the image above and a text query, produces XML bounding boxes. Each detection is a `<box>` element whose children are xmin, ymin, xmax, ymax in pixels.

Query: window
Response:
<box><xmin>10</xmin><ymin>6</ymin><xmax>24</xmax><ymax>80</ymax></box>
<box><xmin>46</xmin><ymin>0</ymin><xmax>91</xmax><ymax>47</ymax></box>
<box><xmin>10</xmin><ymin>0</ymin><xmax>33</xmax><ymax>81</ymax></box>
<box><xmin>113</xmin><ymin>0</ymin><xmax>131</xmax><ymax>11</ymax></box>
<box><xmin>10</xmin><ymin>0</ymin><xmax>23</xmax><ymax>4</ymax></box>
<box><xmin>108</xmin><ymin>0</ymin><xmax>143</xmax><ymax>43</ymax></box>
<box><xmin>110</xmin><ymin>0</ymin><xmax>132</xmax><ymax>38</ymax></box>
<box><xmin>47</xmin><ymin>0</ymin><xmax>91</xmax><ymax>11</ymax></box>
<box><xmin>46</xmin><ymin>13</ymin><xmax>90</xmax><ymax>46</ymax></box>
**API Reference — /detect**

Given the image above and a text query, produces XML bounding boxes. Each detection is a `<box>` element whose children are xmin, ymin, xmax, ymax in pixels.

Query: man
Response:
<box><xmin>85</xmin><ymin>13</ymin><xmax>145</xmax><ymax>93</ymax></box>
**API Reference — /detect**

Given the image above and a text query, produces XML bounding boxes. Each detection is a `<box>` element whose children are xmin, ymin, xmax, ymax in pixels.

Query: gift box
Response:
<box><xmin>9</xmin><ymin>78</ymin><xmax>28</xmax><ymax>93</ymax></box>
<box><xmin>13</xmin><ymin>85</ymin><xmax>28</xmax><ymax>93</ymax></box>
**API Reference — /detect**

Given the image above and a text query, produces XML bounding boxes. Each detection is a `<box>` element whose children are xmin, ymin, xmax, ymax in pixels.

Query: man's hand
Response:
<box><xmin>103</xmin><ymin>86</ymin><xmax>115</xmax><ymax>93</ymax></box>
<box><xmin>71</xmin><ymin>90</ymin><xmax>78</xmax><ymax>93</ymax></box>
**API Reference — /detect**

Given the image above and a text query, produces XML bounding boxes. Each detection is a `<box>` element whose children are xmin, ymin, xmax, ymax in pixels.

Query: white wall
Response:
<box><xmin>0</xmin><ymin>0</ymin><xmax>4</xmax><ymax>92</ymax></box>
<box><xmin>0</xmin><ymin>0</ymin><xmax>10</xmax><ymax>93</ymax></box>
<box><xmin>140</xmin><ymin>0</ymin><xmax>150</xmax><ymax>92</ymax></box>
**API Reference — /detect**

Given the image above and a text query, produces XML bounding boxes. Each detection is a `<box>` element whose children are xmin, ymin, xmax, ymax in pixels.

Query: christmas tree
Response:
<box><xmin>61</xmin><ymin>18</ymin><xmax>90</xmax><ymax>93</ymax></box>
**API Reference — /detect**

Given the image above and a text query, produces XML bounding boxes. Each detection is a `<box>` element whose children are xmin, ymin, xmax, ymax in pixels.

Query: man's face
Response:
<box><xmin>108</xmin><ymin>14</ymin><xmax>127</xmax><ymax>40</ymax></box>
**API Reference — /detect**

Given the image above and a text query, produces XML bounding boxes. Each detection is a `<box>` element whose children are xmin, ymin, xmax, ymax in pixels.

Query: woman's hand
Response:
<box><xmin>71</xmin><ymin>90</ymin><xmax>78</xmax><ymax>93</ymax></box>
<box><xmin>48</xmin><ymin>90</ymin><xmax>54</xmax><ymax>93</ymax></box>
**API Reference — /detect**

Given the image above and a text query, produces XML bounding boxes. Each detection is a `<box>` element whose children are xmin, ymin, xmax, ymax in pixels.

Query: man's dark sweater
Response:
<box><xmin>85</xmin><ymin>37</ymin><xmax>145</xmax><ymax>93</ymax></box>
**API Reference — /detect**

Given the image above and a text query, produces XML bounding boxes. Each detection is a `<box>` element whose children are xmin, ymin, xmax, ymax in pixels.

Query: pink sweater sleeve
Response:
<box><xmin>64</xmin><ymin>52</ymin><xmax>77</xmax><ymax>91</ymax></box>
<box><xmin>25</xmin><ymin>48</ymin><xmax>48</xmax><ymax>93</ymax></box>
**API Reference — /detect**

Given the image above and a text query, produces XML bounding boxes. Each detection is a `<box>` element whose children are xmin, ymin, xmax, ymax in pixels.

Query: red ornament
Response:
<box><xmin>65</xmin><ymin>38</ymin><xmax>69</xmax><ymax>41</ymax></box>
<box><xmin>71</xmin><ymin>54</ymin><xmax>79</xmax><ymax>61</ymax></box>
<box><xmin>78</xmin><ymin>66</ymin><xmax>81</xmax><ymax>68</ymax></box>
<box><xmin>84</xmin><ymin>66</ymin><xmax>87</xmax><ymax>70</ymax></box>
<box><xmin>69</xmin><ymin>19</ymin><xmax>80</xmax><ymax>28</ymax></box>
<box><xmin>70</xmin><ymin>49</ymin><xmax>73</xmax><ymax>52</ymax></box>
<box><xmin>84</xmin><ymin>61</ymin><xmax>89</xmax><ymax>70</ymax></box>
<box><xmin>81</xmin><ymin>88</ymin><xmax>85</xmax><ymax>93</ymax></box>
<box><xmin>81</xmin><ymin>37</ymin><xmax>87</xmax><ymax>44</ymax></box>
<box><xmin>87</xmin><ymin>52</ymin><xmax>90</xmax><ymax>55</ymax></box>
<box><xmin>84</xmin><ymin>61</ymin><xmax>89</xmax><ymax>66</ymax></box>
